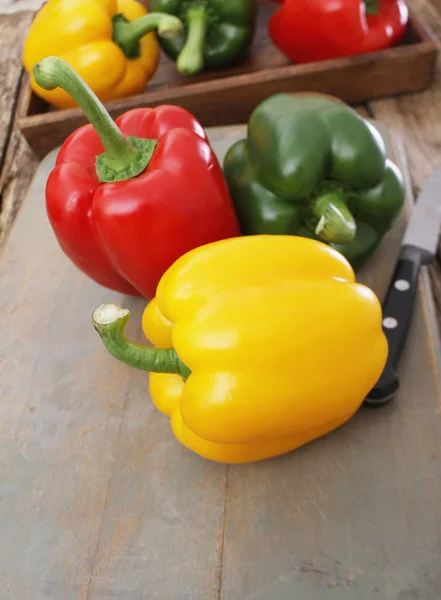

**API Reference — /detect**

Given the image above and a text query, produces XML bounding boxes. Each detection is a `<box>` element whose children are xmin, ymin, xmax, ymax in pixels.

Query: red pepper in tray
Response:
<box><xmin>269</xmin><ymin>0</ymin><xmax>409</xmax><ymax>63</ymax></box>
<box><xmin>33</xmin><ymin>57</ymin><xmax>240</xmax><ymax>299</ymax></box>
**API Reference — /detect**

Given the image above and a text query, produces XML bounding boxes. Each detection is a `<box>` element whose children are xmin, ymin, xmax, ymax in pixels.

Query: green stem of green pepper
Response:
<box><xmin>112</xmin><ymin>12</ymin><xmax>183</xmax><ymax>60</ymax></box>
<box><xmin>177</xmin><ymin>6</ymin><xmax>209</xmax><ymax>75</ymax></box>
<box><xmin>92</xmin><ymin>304</ymin><xmax>191</xmax><ymax>380</ymax></box>
<box><xmin>312</xmin><ymin>192</ymin><xmax>356</xmax><ymax>244</ymax></box>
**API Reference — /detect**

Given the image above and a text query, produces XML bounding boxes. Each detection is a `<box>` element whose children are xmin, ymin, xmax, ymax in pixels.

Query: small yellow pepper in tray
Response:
<box><xmin>23</xmin><ymin>0</ymin><xmax>183</xmax><ymax>109</ymax></box>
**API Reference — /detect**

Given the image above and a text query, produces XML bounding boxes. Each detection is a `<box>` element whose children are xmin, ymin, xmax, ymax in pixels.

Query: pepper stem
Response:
<box><xmin>365</xmin><ymin>0</ymin><xmax>379</xmax><ymax>15</ymax></box>
<box><xmin>33</xmin><ymin>57</ymin><xmax>157</xmax><ymax>183</ymax></box>
<box><xmin>311</xmin><ymin>192</ymin><xmax>356</xmax><ymax>244</ymax></box>
<box><xmin>112</xmin><ymin>12</ymin><xmax>184</xmax><ymax>60</ymax></box>
<box><xmin>177</xmin><ymin>7</ymin><xmax>209</xmax><ymax>75</ymax></box>
<box><xmin>92</xmin><ymin>304</ymin><xmax>191</xmax><ymax>380</ymax></box>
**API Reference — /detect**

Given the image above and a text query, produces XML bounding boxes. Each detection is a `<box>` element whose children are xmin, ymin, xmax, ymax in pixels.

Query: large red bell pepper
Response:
<box><xmin>269</xmin><ymin>0</ymin><xmax>409</xmax><ymax>63</ymax></box>
<box><xmin>33</xmin><ymin>57</ymin><xmax>240</xmax><ymax>299</ymax></box>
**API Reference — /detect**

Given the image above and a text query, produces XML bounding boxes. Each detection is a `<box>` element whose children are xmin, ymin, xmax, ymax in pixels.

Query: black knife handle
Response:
<box><xmin>364</xmin><ymin>245</ymin><xmax>428</xmax><ymax>406</ymax></box>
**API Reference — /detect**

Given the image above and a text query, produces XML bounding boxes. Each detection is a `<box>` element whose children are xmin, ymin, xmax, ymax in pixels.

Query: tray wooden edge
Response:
<box><xmin>17</xmin><ymin>9</ymin><xmax>438</xmax><ymax>160</ymax></box>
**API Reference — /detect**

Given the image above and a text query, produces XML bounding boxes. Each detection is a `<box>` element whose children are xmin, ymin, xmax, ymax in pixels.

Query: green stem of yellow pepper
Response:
<box><xmin>112</xmin><ymin>12</ymin><xmax>184</xmax><ymax>60</ymax></box>
<box><xmin>312</xmin><ymin>192</ymin><xmax>356</xmax><ymax>244</ymax></box>
<box><xmin>92</xmin><ymin>303</ymin><xmax>191</xmax><ymax>380</ymax></box>
<box><xmin>177</xmin><ymin>6</ymin><xmax>209</xmax><ymax>75</ymax></box>
<box><xmin>33</xmin><ymin>57</ymin><xmax>157</xmax><ymax>184</ymax></box>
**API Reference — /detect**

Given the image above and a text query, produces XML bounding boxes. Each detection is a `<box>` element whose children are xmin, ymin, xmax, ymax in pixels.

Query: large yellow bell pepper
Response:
<box><xmin>22</xmin><ymin>0</ymin><xmax>183</xmax><ymax>109</ymax></box>
<box><xmin>92</xmin><ymin>235</ymin><xmax>387</xmax><ymax>463</ymax></box>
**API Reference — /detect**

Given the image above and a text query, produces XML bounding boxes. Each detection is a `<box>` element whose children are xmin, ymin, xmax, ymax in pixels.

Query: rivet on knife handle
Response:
<box><xmin>364</xmin><ymin>245</ymin><xmax>424</xmax><ymax>406</ymax></box>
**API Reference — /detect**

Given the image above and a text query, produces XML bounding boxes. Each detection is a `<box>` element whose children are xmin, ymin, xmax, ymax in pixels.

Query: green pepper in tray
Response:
<box><xmin>151</xmin><ymin>0</ymin><xmax>257</xmax><ymax>76</ymax></box>
<box><xmin>223</xmin><ymin>93</ymin><xmax>405</xmax><ymax>270</ymax></box>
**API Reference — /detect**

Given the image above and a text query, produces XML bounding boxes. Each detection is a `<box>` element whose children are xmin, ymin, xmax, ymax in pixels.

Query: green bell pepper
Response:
<box><xmin>150</xmin><ymin>0</ymin><xmax>257</xmax><ymax>75</ymax></box>
<box><xmin>223</xmin><ymin>93</ymin><xmax>405</xmax><ymax>269</ymax></box>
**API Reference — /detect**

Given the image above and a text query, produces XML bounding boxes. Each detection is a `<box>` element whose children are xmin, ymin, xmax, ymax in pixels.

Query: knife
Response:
<box><xmin>364</xmin><ymin>166</ymin><xmax>441</xmax><ymax>406</ymax></box>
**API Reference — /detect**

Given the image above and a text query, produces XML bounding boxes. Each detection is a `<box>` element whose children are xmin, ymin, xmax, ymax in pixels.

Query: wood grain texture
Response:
<box><xmin>0</xmin><ymin>150</ymin><xmax>227</xmax><ymax>600</ymax></box>
<box><xmin>17</xmin><ymin>2</ymin><xmax>436</xmax><ymax>159</ymax></box>
<box><xmin>1</xmin><ymin>124</ymin><xmax>441</xmax><ymax>599</ymax></box>
<box><xmin>2</xmin><ymin>2</ymin><xmax>441</xmax><ymax>598</ymax></box>
<box><xmin>0</xmin><ymin>10</ymin><xmax>37</xmax><ymax>249</ymax></box>
<box><xmin>0</xmin><ymin>1</ymin><xmax>43</xmax><ymax>13</ymax></box>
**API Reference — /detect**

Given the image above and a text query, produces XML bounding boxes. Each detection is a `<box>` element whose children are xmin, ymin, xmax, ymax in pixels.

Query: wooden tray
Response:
<box><xmin>2</xmin><ymin>122</ymin><xmax>441</xmax><ymax>599</ymax></box>
<box><xmin>17</xmin><ymin>0</ymin><xmax>437</xmax><ymax>160</ymax></box>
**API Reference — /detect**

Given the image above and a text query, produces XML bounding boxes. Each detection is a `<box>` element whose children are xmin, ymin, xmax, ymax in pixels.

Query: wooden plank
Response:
<box><xmin>0</xmin><ymin>10</ymin><xmax>37</xmax><ymax>249</ymax></box>
<box><xmin>1</xmin><ymin>121</ymin><xmax>441</xmax><ymax>599</ymax></box>
<box><xmin>0</xmin><ymin>150</ymin><xmax>227</xmax><ymax>600</ymax></box>
<box><xmin>219</xmin><ymin>135</ymin><xmax>441</xmax><ymax>599</ymax></box>
<box><xmin>0</xmin><ymin>2</ymin><xmax>43</xmax><ymax>13</ymax></box>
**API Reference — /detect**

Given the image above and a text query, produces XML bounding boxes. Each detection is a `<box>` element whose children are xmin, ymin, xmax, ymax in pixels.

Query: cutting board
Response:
<box><xmin>1</xmin><ymin>125</ymin><xmax>441</xmax><ymax>600</ymax></box>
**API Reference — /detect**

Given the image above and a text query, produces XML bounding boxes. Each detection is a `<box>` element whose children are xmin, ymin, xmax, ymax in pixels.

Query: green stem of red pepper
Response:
<box><xmin>92</xmin><ymin>304</ymin><xmax>191</xmax><ymax>379</ymax></box>
<box><xmin>33</xmin><ymin>57</ymin><xmax>157</xmax><ymax>183</ymax></box>
<box><xmin>311</xmin><ymin>192</ymin><xmax>356</xmax><ymax>244</ymax></box>
<box><xmin>364</xmin><ymin>0</ymin><xmax>380</xmax><ymax>15</ymax></box>
<box><xmin>177</xmin><ymin>6</ymin><xmax>209</xmax><ymax>75</ymax></box>
<box><xmin>112</xmin><ymin>12</ymin><xmax>183</xmax><ymax>59</ymax></box>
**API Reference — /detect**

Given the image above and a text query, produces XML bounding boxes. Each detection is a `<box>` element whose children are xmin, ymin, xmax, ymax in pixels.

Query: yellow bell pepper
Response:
<box><xmin>92</xmin><ymin>235</ymin><xmax>387</xmax><ymax>463</ymax></box>
<box><xmin>22</xmin><ymin>0</ymin><xmax>183</xmax><ymax>109</ymax></box>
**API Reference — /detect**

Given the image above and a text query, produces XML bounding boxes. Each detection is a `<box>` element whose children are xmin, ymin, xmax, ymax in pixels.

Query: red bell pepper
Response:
<box><xmin>33</xmin><ymin>57</ymin><xmax>240</xmax><ymax>299</ymax></box>
<box><xmin>269</xmin><ymin>0</ymin><xmax>409</xmax><ymax>63</ymax></box>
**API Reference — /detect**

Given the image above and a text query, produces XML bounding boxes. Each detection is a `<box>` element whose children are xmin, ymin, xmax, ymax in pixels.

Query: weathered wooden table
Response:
<box><xmin>2</xmin><ymin>1</ymin><xmax>441</xmax><ymax>599</ymax></box>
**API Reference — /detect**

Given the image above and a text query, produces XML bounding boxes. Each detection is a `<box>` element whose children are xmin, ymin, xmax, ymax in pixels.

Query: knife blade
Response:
<box><xmin>364</xmin><ymin>166</ymin><xmax>441</xmax><ymax>406</ymax></box>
